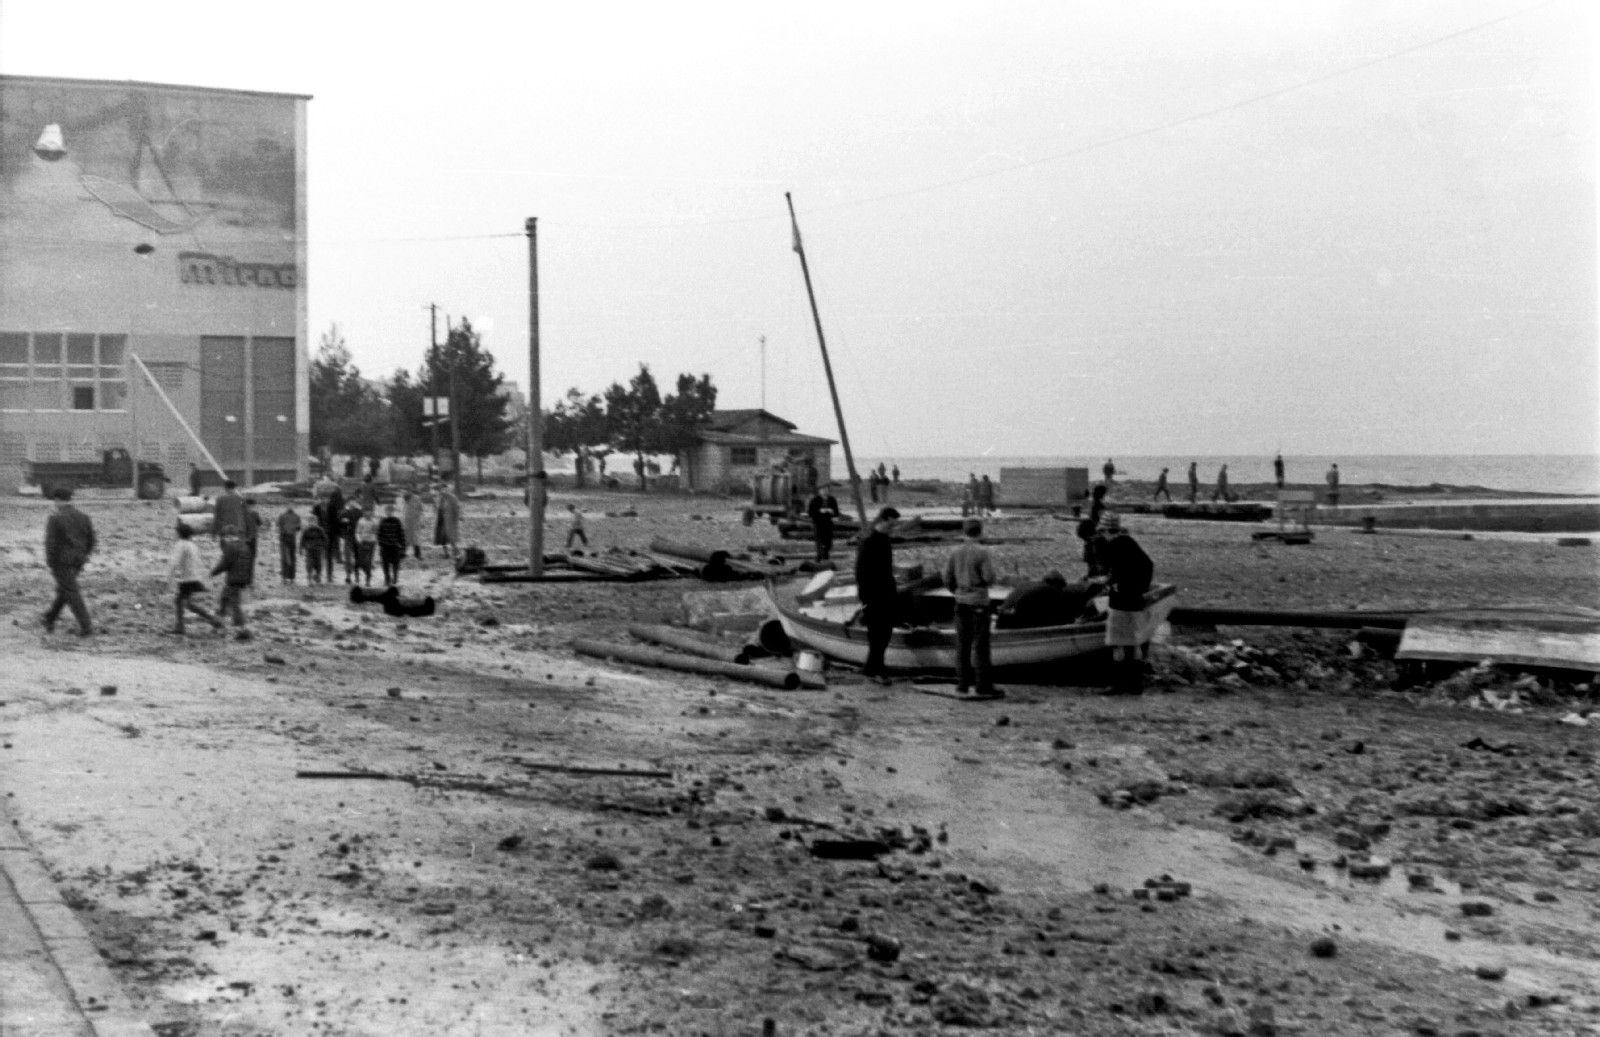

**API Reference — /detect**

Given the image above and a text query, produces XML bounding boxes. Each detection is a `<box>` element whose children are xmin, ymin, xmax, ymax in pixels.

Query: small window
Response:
<box><xmin>33</xmin><ymin>334</ymin><xmax>61</xmax><ymax>363</ymax></box>
<box><xmin>98</xmin><ymin>381</ymin><xmax>126</xmax><ymax>410</ymax></box>
<box><xmin>730</xmin><ymin>446</ymin><xmax>758</xmax><ymax>466</ymax></box>
<box><xmin>0</xmin><ymin>333</ymin><xmax>26</xmax><ymax>364</ymax></box>
<box><xmin>72</xmin><ymin>386</ymin><xmax>95</xmax><ymax>410</ymax></box>
<box><xmin>97</xmin><ymin>334</ymin><xmax>125</xmax><ymax>366</ymax></box>
<box><xmin>67</xmin><ymin>333</ymin><xmax>96</xmax><ymax>364</ymax></box>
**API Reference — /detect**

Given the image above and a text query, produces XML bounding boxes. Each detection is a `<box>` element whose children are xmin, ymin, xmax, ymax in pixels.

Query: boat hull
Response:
<box><xmin>764</xmin><ymin>579</ymin><xmax>1177</xmax><ymax>677</ymax></box>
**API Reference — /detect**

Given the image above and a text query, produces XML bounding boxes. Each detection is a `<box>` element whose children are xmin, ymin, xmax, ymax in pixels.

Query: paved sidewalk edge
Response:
<box><xmin>1</xmin><ymin>801</ymin><xmax>156</xmax><ymax>1037</ymax></box>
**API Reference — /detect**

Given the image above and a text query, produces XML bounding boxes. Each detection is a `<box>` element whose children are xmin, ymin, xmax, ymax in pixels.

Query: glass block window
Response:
<box><xmin>730</xmin><ymin>446</ymin><xmax>758</xmax><ymax>466</ymax></box>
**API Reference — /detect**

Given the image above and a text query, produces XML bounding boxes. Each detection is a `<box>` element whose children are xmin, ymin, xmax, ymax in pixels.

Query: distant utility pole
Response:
<box><xmin>426</xmin><ymin>303</ymin><xmax>439</xmax><ymax>480</ymax></box>
<box><xmin>446</xmin><ymin>313</ymin><xmax>462</xmax><ymax>497</ymax></box>
<box><xmin>525</xmin><ymin>217</ymin><xmax>545</xmax><ymax>576</ymax></box>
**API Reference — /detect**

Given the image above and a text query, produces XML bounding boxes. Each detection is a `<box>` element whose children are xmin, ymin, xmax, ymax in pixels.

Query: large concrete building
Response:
<box><xmin>0</xmin><ymin>75</ymin><xmax>310</xmax><ymax>490</ymax></box>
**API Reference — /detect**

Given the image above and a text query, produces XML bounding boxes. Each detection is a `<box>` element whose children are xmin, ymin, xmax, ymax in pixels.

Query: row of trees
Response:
<box><xmin>309</xmin><ymin>321</ymin><xmax>516</xmax><ymax>480</ymax></box>
<box><xmin>309</xmin><ymin>324</ymin><xmax>718</xmax><ymax>490</ymax></box>
<box><xmin>545</xmin><ymin>365</ymin><xmax>717</xmax><ymax>488</ymax></box>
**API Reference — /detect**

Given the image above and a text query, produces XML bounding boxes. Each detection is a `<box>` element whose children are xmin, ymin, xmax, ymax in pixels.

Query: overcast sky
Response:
<box><xmin>2</xmin><ymin>0</ymin><xmax>1593</xmax><ymax>458</ymax></box>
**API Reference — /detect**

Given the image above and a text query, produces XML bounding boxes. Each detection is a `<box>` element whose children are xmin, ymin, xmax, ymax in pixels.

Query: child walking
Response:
<box><xmin>212</xmin><ymin>534</ymin><xmax>255</xmax><ymax>640</ymax></box>
<box><xmin>376</xmin><ymin>503</ymin><xmax>407</xmax><ymax>586</ymax></box>
<box><xmin>168</xmin><ymin>525</ymin><xmax>223</xmax><ymax>635</ymax></box>
<box><xmin>300</xmin><ymin>524</ymin><xmax>327</xmax><ymax>584</ymax></box>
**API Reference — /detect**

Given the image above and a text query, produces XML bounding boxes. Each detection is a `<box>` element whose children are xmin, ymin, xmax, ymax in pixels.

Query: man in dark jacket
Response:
<box><xmin>806</xmin><ymin>486</ymin><xmax>841</xmax><ymax>563</ymax></box>
<box><xmin>376</xmin><ymin>504</ymin><xmax>407</xmax><ymax>587</ymax></box>
<box><xmin>1101</xmin><ymin>515</ymin><xmax>1154</xmax><ymax>695</ymax></box>
<box><xmin>853</xmin><ymin>506</ymin><xmax>900</xmax><ymax>684</ymax></box>
<box><xmin>212</xmin><ymin>479</ymin><xmax>245</xmax><ymax>540</ymax></box>
<box><xmin>43</xmin><ymin>488</ymin><xmax>96</xmax><ymax>635</ymax></box>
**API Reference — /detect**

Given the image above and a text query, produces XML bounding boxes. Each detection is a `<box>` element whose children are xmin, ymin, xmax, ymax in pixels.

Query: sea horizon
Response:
<box><xmin>838</xmin><ymin>454</ymin><xmax>1600</xmax><ymax>497</ymax></box>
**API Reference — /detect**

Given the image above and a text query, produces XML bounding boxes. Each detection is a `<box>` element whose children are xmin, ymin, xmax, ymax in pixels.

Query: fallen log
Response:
<box><xmin>1168</xmin><ymin>607</ymin><xmax>1414</xmax><ymax>630</ymax></box>
<box><xmin>649</xmin><ymin>538</ymin><xmax>730</xmax><ymax>567</ymax></box>
<box><xmin>510</xmin><ymin>759</ymin><xmax>673</xmax><ymax>780</ymax></box>
<box><xmin>629</xmin><ymin>623</ymin><xmax>751</xmax><ymax>664</ymax></box>
<box><xmin>573</xmin><ymin>638</ymin><xmax>801</xmax><ymax>690</ymax></box>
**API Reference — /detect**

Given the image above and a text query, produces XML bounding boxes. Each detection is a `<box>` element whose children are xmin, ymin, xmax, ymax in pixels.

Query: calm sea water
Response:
<box><xmin>846</xmin><ymin>455</ymin><xmax>1600</xmax><ymax>496</ymax></box>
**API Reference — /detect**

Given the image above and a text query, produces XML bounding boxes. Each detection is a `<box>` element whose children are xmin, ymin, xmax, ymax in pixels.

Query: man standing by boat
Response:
<box><xmin>944</xmin><ymin>519</ymin><xmax>998</xmax><ymax>698</ymax></box>
<box><xmin>1273</xmin><ymin>454</ymin><xmax>1285</xmax><ymax>489</ymax></box>
<box><xmin>853</xmin><ymin>506</ymin><xmax>900</xmax><ymax>685</ymax></box>
<box><xmin>1325</xmin><ymin>463</ymin><xmax>1341</xmax><ymax>506</ymax></box>
<box><xmin>1187</xmin><ymin>462</ymin><xmax>1200</xmax><ymax>503</ymax></box>
<box><xmin>1101</xmin><ymin>514</ymin><xmax>1154</xmax><ymax>695</ymax></box>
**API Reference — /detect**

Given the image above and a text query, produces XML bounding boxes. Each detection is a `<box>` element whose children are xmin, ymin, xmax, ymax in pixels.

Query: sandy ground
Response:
<box><xmin>2</xmin><ymin>485</ymin><xmax>1599</xmax><ymax>1036</ymax></box>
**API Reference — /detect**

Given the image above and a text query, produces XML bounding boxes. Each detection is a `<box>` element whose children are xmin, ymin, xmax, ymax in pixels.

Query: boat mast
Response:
<box><xmin>785</xmin><ymin>192</ymin><xmax>868</xmax><ymax>527</ymax></box>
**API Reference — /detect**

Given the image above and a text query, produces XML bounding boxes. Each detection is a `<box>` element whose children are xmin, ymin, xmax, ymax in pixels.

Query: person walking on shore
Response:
<box><xmin>978</xmin><ymin>474</ymin><xmax>995</xmax><ymax>516</ymax></box>
<box><xmin>168</xmin><ymin>524</ymin><xmax>222</xmax><ymax>635</ymax></box>
<box><xmin>1213</xmin><ymin>464</ymin><xmax>1232</xmax><ymax>503</ymax></box>
<box><xmin>212</xmin><ymin>479</ymin><xmax>244</xmax><ymax>540</ymax></box>
<box><xmin>1153</xmin><ymin>467</ymin><xmax>1172</xmax><ymax>502</ymax></box>
<box><xmin>1187</xmin><ymin>462</ymin><xmax>1199</xmax><ymax>503</ymax></box>
<box><xmin>807</xmin><ymin>486</ymin><xmax>840</xmax><ymax>563</ymax></box>
<box><xmin>402</xmin><ymin>488</ymin><xmax>424</xmax><ymax>560</ymax></box>
<box><xmin>376</xmin><ymin>504</ymin><xmax>407</xmax><ymax>587</ymax></box>
<box><xmin>353</xmin><ymin>508</ymin><xmax>378</xmax><ymax>586</ymax></box>
<box><xmin>854</xmin><ymin>507</ymin><xmax>900</xmax><ymax>685</ymax></box>
<box><xmin>42</xmin><ymin>487</ymin><xmax>95</xmax><ymax>636</ymax></box>
<box><xmin>944</xmin><ymin>519</ymin><xmax>998</xmax><ymax>698</ymax></box>
<box><xmin>212</xmin><ymin>533</ymin><xmax>254</xmax><ymax>640</ymax></box>
<box><xmin>1100</xmin><ymin>514</ymin><xmax>1154</xmax><ymax>696</ymax></box>
<box><xmin>1326</xmin><ymin>463</ymin><xmax>1341</xmax><ymax>506</ymax></box>
<box><xmin>1273</xmin><ymin>454</ymin><xmax>1285</xmax><ymax>489</ymax></box>
<box><xmin>340</xmin><ymin>502</ymin><xmax>363</xmax><ymax>583</ymax></box>
<box><xmin>242</xmin><ymin>498</ymin><xmax>262</xmax><ymax>585</ymax></box>
<box><xmin>317</xmin><ymin>481</ymin><xmax>344</xmax><ymax>582</ymax></box>
<box><xmin>434</xmin><ymin>484</ymin><xmax>460</xmax><ymax>559</ymax></box>
<box><xmin>300</xmin><ymin>523</ymin><xmax>327</xmax><ymax>584</ymax></box>
<box><xmin>276</xmin><ymin>505</ymin><xmax>302</xmax><ymax>583</ymax></box>
<box><xmin>565</xmin><ymin>504</ymin><xmax>589</xmax><ymax>551</ymax></box>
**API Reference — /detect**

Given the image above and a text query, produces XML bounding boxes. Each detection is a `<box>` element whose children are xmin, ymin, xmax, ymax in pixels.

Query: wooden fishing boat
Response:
<box><xmin>763</xmin><ymin>574</ymin><xmax>1178</xmax><ymax>676</ymax></box>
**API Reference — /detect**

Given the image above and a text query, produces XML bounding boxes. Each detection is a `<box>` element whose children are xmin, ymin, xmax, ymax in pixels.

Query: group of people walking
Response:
<box><xmin>39</xmin><ymin>476</ymin><xmax>466</xmax><ymax>644</ymax></box>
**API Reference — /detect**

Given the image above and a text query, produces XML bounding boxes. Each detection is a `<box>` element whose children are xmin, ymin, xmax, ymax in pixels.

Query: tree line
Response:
<box><xmin>310</xmin><ymin>324</ymin><xmax>717</xmax><ymax>489</ymax></box>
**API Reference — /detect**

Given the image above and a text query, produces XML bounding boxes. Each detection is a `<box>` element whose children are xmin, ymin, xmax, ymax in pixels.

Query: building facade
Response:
<box><xmin>0</xmin><ymin>75</ymin><xmax>310</xmax><ymax>489</ymax></box>
<box><xmin>678</xmin><ymin>409</ymin><xmax>835</xmax><ymax>493</ymax></box>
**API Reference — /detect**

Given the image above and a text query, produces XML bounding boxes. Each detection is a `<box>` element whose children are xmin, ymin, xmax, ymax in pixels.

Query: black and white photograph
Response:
<box><xmin>0</xmin><ymin>1</ymin><xmax>1595</xmax><ymax>1033</ymax></box>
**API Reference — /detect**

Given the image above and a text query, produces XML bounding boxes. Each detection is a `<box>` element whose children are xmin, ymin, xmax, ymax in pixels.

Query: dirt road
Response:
<box><xmin>2</xmin><ymin>490</ymin><xmax>1598</xmax><ymax>1035</ymax></box>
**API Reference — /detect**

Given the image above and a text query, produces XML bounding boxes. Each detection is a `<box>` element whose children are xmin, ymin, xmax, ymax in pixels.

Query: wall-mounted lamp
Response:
<box><xmin>33</xmin><ymin>124</ymin><xmax>66</xmax><ymax>161</ymax></box>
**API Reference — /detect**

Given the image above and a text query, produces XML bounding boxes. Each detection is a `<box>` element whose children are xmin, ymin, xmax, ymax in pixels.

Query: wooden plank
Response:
<box><xmin>1397</xmin><ymin>610</ymin><xmax>1600</xmax><ymax>671</ymax></box>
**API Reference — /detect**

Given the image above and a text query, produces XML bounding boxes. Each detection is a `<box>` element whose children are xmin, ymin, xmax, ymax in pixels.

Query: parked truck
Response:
<box><xmin>24</xmin><ymin>448</ymin><xmax>167</xmax><ymax>500</ymax></box>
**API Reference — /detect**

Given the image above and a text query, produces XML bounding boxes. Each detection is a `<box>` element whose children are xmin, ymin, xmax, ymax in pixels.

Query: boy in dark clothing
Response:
<box><xmin>300</xmin><ymin>524</ymin><xmax>327</xmax><ymax>583</ymax></box>
<box><xmin>212</xmin><ymin>536</ymin><xmax>254</xmax><ymax>640</ymax></box>
<box><xmin>852</xmin><ymin>507</ymin><xmax>900</xmax><ymax>684</ymax></box>
<box><xmin>319</xmin><ymin>487</ymin><xmax>345</xmax><ymax>581</ymax></box>
<box><xmin>376</xmin><ymin>504</ymin><xmax>407</xmax><ymax>587</ymax></box>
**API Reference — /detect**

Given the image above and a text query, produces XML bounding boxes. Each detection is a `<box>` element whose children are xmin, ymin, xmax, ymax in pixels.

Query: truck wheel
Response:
<box><xmin>138</xmin><ymin>474</ymin><xmax>165</xmax><ymax>500</ymax></box>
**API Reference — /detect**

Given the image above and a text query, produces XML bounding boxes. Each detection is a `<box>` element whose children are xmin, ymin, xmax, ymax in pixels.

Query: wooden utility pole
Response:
<box><xmin>446</xmin><ymin>313</ymin><xmax>461</xmax><ymax>497</ymax></box>
<box><xmin>426</xmin><ymin>304</ymin><xmax>439</xmax><ymax>480</ymax></box>
<box><xmin>785</xmin><ymin>192</ymin><xmax>867</xmax><ymax>526</ymax></box>
<box><xmin>525</xmin><ymin>217</ymin><xmax>546</xmax><ymax>576</ymax></box>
